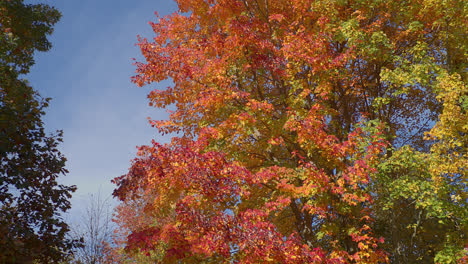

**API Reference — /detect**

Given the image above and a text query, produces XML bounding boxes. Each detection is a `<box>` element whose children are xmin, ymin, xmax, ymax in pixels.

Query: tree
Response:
<box><xmin>71</xmin><ymin>191</ymin><xmax>114</xmax><ymax>264</ymax></box>
<box><xmin>0</xmin><ymin>0</ymin><xmax>79</xmax><ymax>262</ymax></box>
<box><xmin>112</xmin><ymin>0</ymin><xmax>467</xmax><ymax>263</ymax></box>
<box><xmin>103</xmin><ymin>189</ymin><xmax>165</xmax><ymax>263</ymax></box>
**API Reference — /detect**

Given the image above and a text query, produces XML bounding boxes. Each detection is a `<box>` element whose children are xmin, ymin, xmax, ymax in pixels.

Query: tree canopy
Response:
<box><xmin>111</xmin><ymin>0</ymin><xmax>467</xmax><ymax>263</ymax></box>
<box><xmin>0</xmin><ymin>0</ymin><xmax>79</xmax><ymax>262</ymax></box>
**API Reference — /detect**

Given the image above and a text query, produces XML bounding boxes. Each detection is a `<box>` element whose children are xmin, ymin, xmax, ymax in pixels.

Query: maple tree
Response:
<box><xmin>0</xmin><ymin>0</ymin><xmax>79</xmax><ymax>262</ymax></box>
<box><xmin>111</xmin><ymin>0</ymin><xmax>467</xmax><ymax>263</ymax></box>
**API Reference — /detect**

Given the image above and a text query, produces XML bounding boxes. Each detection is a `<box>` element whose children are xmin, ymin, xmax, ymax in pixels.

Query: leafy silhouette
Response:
<box><xmin>0</xmin><ymin>0</ymin><xmax>79</xmax><ymax>262</ymax></box>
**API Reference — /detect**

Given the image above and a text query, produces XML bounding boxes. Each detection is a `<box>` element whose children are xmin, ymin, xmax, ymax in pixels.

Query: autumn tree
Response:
<box><xmin>112</xmin><ymin>0</ymin><xmax>467</xmax><ymax>263</ymax></box>
<box><xmin>104</xmin><ymin>189</ymin><xmax>165</xmax><ymax>263</ymax></box>
<box><xmin>0</xmin><ymin>0</ymin><xmax>79</xmax><ymax>262</ymax></box>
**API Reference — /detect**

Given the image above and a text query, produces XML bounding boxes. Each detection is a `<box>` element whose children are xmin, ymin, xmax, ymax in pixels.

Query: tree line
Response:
<box><xmin>1</xmin><ymin>0</ymin><xmax>466</xmax><ymax>263</ymax></box>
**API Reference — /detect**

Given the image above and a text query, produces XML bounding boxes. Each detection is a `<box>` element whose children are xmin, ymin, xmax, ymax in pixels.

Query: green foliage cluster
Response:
<box><xmin>0</xmin><ymin>0</ymin><xmax>79</xmax><ymax>262</ymax></box>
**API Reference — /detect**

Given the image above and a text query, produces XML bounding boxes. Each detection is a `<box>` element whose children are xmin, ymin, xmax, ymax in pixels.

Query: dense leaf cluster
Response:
<box><xmin>1</xmin><ymin>0</ymin><xmax>79</xmax><ymax>262</ymax></box>
<box><xmin>110</xmin><ymin>0</ymin><xmax>467</xmax><ymax>263</ymax></box>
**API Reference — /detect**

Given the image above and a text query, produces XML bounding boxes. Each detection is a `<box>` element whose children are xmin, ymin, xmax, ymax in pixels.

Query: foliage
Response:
<box><xmin>104</xmin><ymin>190</ymin><xmax>165</xmax><ymax>263</ymax></box>
<box><xmin>111</xmin><ymin>0</ymin><xmax>467</xmax><ymax>263</ymax></box>
<box><xmin>0</xmin><ymin>0</ymin><xmax>79</xmax><ymax>262</ymax></box>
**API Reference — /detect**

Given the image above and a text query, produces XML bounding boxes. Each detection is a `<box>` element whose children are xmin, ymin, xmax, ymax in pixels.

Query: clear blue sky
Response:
<box><xmin>26</xmin><ymin>0</ymin><xmax>178</xmax><ymax>221</ymax></box>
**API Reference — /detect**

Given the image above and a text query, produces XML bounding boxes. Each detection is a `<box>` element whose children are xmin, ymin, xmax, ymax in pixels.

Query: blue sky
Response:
<box><xmin>26</xmin><ymin>0</ymin><xmax>178</xmax><ymax>221</ymax></box>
